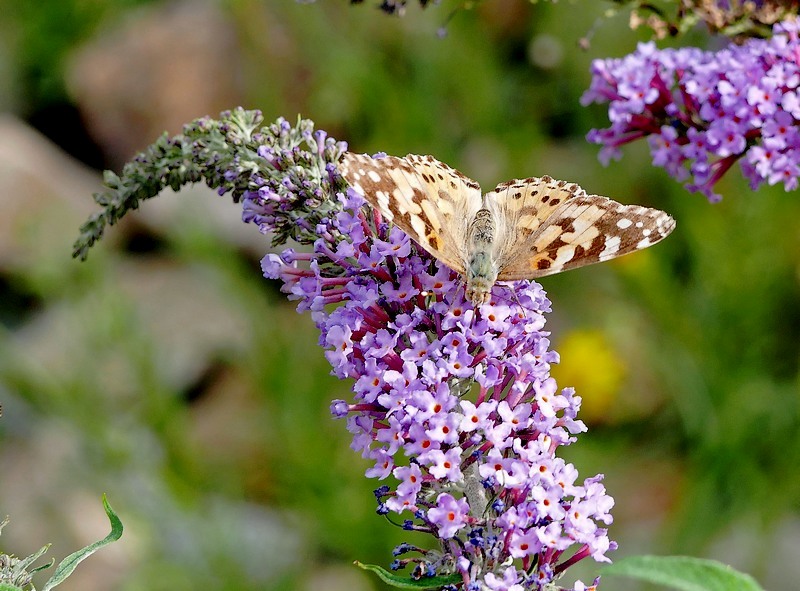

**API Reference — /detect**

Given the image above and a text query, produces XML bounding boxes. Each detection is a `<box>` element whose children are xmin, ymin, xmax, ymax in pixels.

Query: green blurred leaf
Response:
<box><xmin>602</xmin><ymin>555</ymin><xmax>764</xmax><ymax>591</ymax></box>
<box><xmin>355</xmin><ymin>561</ymin><xmax>462</xmax><ymax>589</ymax></box>
<box><xmin>41</xmin><ymin>495</ymin><xmax>123</xmax><ymax>591</ymax></box>
<box><xmin>14</xmin><ymin>544</ymin><xmax>51</xmax><ymax>573</ymax></box>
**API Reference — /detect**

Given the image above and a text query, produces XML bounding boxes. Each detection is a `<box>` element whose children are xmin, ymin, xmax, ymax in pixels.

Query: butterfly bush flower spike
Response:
<box><xmin>239</xmin><ymin>122</ymin><xmax>678</xmax><ymax>590</ymax></box>
<box><xmin>582</xmin><ymin>19</ymin><xmax>800</xmax><ymax>201</ymax></box>
<box><xmin>74</xmin><ymin>110</ymin><xmax>679</xmax><ymax>590</ymax></box>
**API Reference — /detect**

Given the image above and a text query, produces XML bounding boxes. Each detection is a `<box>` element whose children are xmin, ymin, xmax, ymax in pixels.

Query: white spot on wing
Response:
<box><xmin>376</xmin><ymin>190</ymin><xmax>393</xmax><ymax>219</ymax></box>
<box><xmin>600</xmin><ymin>235</ymin><xmax>621</xmax><ymax>259</ymax></box>
<box><xmin>553</xmin><ymin>246</ymin><xmax>577</xmax><ymax>266</ymax></box>
<box><xmin>410</xmin><ymin>214</ymin><xmax>427</xmax><ymax>238</ymax></box>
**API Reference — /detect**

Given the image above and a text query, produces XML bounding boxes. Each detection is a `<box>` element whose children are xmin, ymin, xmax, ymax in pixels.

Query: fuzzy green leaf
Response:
<box><xmin>14</xmin><ymin>544</ymin><xmax>50</xmax><ymax>572</ymax></box>
<box><xmin>41</xmin><ymin>495</ymin><xmax>123</xmax><ymax>591</ymax></box>
<box><xmin>602</xmin><ymin>555</ymin><xmax>764</xmax><ymax>591</ymax></box>
<box><xmin>355</xmin><ymin>561</ymin><xmax>462</xmax><ymax>589</ymax></box>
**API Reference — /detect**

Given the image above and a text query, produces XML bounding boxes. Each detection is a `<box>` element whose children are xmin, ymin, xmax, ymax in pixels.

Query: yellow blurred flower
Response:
<box><xmin>551</xmin><ymin>329</ymin><xmax>626</xmax><ymax>424</ymax></box>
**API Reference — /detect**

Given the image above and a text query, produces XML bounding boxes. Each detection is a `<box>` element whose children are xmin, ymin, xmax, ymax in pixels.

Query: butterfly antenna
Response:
<box><xmin>508</xmin><ymin>287</ymin><xmax>528</xmax><ymax>319</ymax></box>
<box><xmin>486</xmin><ymin>286</ymin><xmax>533</xmax><ymax>319</ymax></box>
<box><xmin>453</xmin><ymin>275</ymin><xmax>467</xmax><ymax>303</ymax></box>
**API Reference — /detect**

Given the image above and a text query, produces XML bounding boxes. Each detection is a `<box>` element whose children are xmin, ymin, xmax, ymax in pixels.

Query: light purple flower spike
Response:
<box><xmin>241</xmin><ymin>117</ymin><xmax>615</xmax><ymax>590</ymax></box>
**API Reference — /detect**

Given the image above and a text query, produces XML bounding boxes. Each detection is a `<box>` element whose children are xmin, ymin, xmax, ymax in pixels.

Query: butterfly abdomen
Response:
<box><xmin>465</xmin><ymin>208</ymin><xmax>499</xmax><ymax>306</ymax></box>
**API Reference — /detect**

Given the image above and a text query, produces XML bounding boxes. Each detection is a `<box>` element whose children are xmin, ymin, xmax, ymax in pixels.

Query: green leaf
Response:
<box><xmin>602</xmin><ymin>555</ymin><xmax>764</xmax><ymax>591</ymax></box>
<box><xmin>41</xmin><ymin>495</ymin><xmax>123</xmax><ymax>591</ymax></box>
<box><xmin>15</xmin><ymin>544</ymin><xmax>51</xmax><ymax>572</ymax></box>
<box><xmin>355</xmin><ymin>561</ymin><xmax>462</xmax><ymax>589</ymax></box>
<box><xmin>0</xmin><ymin>584</ymin><xmax>24</xmax><ymax>591</ymax></box>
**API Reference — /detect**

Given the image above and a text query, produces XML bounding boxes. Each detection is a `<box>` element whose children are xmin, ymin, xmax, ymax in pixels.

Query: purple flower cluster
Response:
<box><xmin>247</xmin><ymin>122</ymin><xmax>615</xmax><ymax>590</ymax></box>
<box><xmin>582</xmin><ymin>19</ymin><xmax>800</xmax><ymax>201</ymax></box>
<box><xmin>240</xmin><ymin>118</ymin><xmax>346</xmax><ymax>247</ymax></box>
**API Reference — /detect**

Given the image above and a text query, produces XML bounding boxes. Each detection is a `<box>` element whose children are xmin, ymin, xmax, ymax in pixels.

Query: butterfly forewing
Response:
<box><xmin>340</xmin><ymin>153</ymin><xmax>483</xmax><ymax>274</ymax></box>
<box><xmin>496</xmin><ymin>192</ymin><xmax>676</xmax><ymax>280</ymax></box>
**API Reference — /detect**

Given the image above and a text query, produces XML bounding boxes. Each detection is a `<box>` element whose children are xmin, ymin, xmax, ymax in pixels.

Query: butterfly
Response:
<box><xmin>339</xmin><ymin>153</ymin><xmax>676</xmax><ymax>306</ymax></box>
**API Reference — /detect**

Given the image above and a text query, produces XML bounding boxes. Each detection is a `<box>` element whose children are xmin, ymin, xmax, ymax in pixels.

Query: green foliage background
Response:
<box><xmin>0</xmin><ymin>1</ymin><xmax>798</xmax><ymax>590</ymax></box>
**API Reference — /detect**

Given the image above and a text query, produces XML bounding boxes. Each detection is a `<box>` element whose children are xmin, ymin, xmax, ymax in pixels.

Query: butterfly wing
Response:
<box><xmin>485</xmin><ymin>175</ymin><xmax>675</xmax><ymax>281</ymax></box>
<box><xmin>339</xmin><ymin>152</ymin><xmax>484</xmax><ymax>274</ymax></box>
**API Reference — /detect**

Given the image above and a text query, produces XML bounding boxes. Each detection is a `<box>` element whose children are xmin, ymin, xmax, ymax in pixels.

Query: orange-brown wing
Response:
<box><xmin>339</xmin><ymin>152</ymin><xmax>483</xmax><ymax>274</ymax></box>
<box><xmin>483</xmin><ymin>175</ymin><xmax>675</xmax><ymax>280</ymax></box>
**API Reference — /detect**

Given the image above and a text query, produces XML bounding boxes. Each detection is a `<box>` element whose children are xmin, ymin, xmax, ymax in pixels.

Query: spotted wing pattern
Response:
<box><xmin>486</xmin><ymin>175</ymin><xmax>676</xmax><ymax>281</ymax></box>
<box><xmin>339</xmin><ymin>152</ymin><xmax>483</xmax><ymax>274</ymax></box>
<box><xmin>339</xmin><ymin>152</ymin><xmax>676</xmax><ymax>295</ymax></box>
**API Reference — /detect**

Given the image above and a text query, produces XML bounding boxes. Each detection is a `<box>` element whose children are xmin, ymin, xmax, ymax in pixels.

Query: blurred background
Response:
<box><xmin>0</xmin><ymin>1</ymin><xmax>798</xmax><ymax>590</ymax></box>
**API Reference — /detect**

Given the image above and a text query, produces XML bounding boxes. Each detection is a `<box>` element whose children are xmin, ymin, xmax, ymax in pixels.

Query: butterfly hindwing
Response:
<box><xmin>340</xmin><ymin>153</ymin><xmax>483</xmax><ymax>274</ymax></box>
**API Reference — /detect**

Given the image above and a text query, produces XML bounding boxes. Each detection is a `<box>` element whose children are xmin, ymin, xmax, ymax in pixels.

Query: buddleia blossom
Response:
<box><xmin>73</xmin><ymin>109</ymin><xmax>345</xmax><ymax>259</ymax></box>
<box><xmin>74</xmin><ymin>110</ymin><xmax>615</xmax><ymax>590</ymax></box>
<box><xmin>249</xmin><ymin>123</ymin><xmax>616</xmax><ymax>589</ymax></box>
<box><xmin>582</xmin><ymin>19</ymin><xmax>800</xmax><ymax>201</ymax></box>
